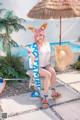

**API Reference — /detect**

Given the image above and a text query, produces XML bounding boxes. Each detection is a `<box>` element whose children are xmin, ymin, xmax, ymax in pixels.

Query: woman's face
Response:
<box><xmin>35</xmin><ymin>31</ymin><xmax>45</xmax><ymax>43</ymax></box>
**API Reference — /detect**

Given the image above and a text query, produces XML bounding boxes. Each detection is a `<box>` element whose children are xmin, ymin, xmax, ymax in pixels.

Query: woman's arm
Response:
<box><xmin>21</xmin><ymin>45</ymin><xmax>35</xmax><ymax>65</ymax></box>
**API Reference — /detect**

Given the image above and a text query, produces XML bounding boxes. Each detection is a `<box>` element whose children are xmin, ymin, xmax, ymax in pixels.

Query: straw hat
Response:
<box><xmin>55</xmin><ymin>45</ymin><xmax>74</xmax><ymax>71</ymax></box>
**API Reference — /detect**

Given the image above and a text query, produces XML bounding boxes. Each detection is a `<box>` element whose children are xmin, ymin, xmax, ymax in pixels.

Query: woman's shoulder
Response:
<box><xmin>45</xmin><ymin>41</ymin><xmax>50</xmax><ymax>46</ymax></box>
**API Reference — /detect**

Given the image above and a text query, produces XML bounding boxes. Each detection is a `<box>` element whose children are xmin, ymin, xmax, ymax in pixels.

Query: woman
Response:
<box><xmin>28</xmin><ymin>23</ymin><xmax>61</xmax><ymax>108</ymax></box>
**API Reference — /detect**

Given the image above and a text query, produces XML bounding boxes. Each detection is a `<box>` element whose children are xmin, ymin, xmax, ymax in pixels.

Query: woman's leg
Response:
<box><xmin>46</xmin><ymin>65</ymin><xmax>61</xmax><ymax>97</ymax></box>
<box><xmin>39</xmin><ymin>68</ymin><xmax>51</xmax><ymax>95</ymax></box>
<box><xmin>46</xmin><ymin>65</ymin><xmax>56</xmax><ymax>88</ymax></box>
<box><xmin>39</xmin><ymin>68</ymin><xmax>51</xmax><ymax>108</ymax></box>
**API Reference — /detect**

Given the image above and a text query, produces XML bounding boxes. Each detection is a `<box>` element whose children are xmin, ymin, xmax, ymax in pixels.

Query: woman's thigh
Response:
<box><xmin>45</xmin><ymin>65</ymin><xmax>56</xmax><ymax>76</ymax></box>
<box><xmin>39</xmin><ymin>68</ymin><xmax>51</xmax><ymax>78</ymax></box>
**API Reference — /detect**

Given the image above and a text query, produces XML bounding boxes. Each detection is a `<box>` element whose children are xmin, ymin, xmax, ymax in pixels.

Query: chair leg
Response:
<box><xmin>29</xmin><ymin>76</ymin><xmax>34</xmax><ymax>89</ymax></box>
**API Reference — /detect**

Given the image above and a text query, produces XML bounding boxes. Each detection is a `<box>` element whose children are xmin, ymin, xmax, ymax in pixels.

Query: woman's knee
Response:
<box><xmin>47</xmin><ymin>67</ymin><xmax>56</xmax><ymax>76</ymax></box>
<box><xmin>52</xmin><ymin>68</ymin><xmax>56</xmax><ymax>76</ymax></box>
<box><xmin>39</xmin><ymin>68</ymin><xmax>51</xmax><ymax>80</ymax></box>
<box><xmin>46</xmin><ymin>71</ymin><xmax>51</xmax><ymax>79</ymax></box>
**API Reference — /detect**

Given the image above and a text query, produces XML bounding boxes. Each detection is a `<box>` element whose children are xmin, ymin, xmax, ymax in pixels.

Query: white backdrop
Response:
<box><xmin>1</xmin><ymin>0</ymin><xmax>80</xmax><ymax>45</ymax></box>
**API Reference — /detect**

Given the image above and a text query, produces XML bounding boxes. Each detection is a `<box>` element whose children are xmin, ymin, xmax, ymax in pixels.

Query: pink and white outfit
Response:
<box><xmin>28</xmin><ymin>23</ymin><xmax>51</xmax><ymax>68</ymax></box>
<box><xmin>39</xmin><ymin>42</ymin><xmax>51</xmax><ymax>68</ymax></box>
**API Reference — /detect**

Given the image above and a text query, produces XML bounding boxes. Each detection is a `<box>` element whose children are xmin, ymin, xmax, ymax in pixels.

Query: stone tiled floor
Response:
<box><xmin>0</xmin><ymin>71</ymin><xmax>80</xmax><ymax>120</ymax></box>
<box><xmin>54</xmin><ymin>100</ymin><xmax>80</xmax><ymax>120</ymax></box>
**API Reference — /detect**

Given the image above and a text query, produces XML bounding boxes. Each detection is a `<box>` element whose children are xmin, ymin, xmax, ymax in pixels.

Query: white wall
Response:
<box><xmin>1</xmin><ymin>0</ymin><xmax>80</xmax><ymax>46</ymax></box>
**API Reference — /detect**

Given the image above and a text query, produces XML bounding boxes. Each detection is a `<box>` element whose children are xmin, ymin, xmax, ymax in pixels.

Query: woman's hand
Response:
<box><xmin>26</xmin><ymin>47</ymin><xmax>35</xmax><ymax>65</ymax></box>
<box><xmin>21</xmin><ymin>45</ymin><xmax>26</xmax><ymax>48</ymax></box>
<box><xmin>21</xmin><ymin>45</ymin><xmax>32</xmax><ymax>53</ymax></box>
<box><xmin>21</xmin><ymin>45</ymin><xmax>35</xmax><ymax>65</ymax></box>
<box><xmin>26</xmin><ymin>47</ymin><xmax>32</xmax><ymax>54</ymax></box>
<box><xmin>30</xmin><ymin>53</ymin><xmax>35</xmax><ymax>65</ymax></box>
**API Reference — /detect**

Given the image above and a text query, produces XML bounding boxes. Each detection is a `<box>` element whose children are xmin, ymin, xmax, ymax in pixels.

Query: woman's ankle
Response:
<box><xmin>41</xmin><ymin>94</ymin><xmax>49</xmax><ymax>103</ymax></box>
<box><xmin>41</xmin><ymin>94</ymin><xmax>48</xmax><ymax>100</ymax></box>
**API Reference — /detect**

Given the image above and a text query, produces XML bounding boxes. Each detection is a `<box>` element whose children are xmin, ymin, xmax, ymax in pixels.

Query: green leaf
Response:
<box><xmin>0</xmin><ymin>9</ymin><xmax>26</xmax><ymax>57</ymax></box>
<box><xmin>0</xmin><ymin>55</ymin><xmax>30</xmax><ymax>79</ymax></box>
